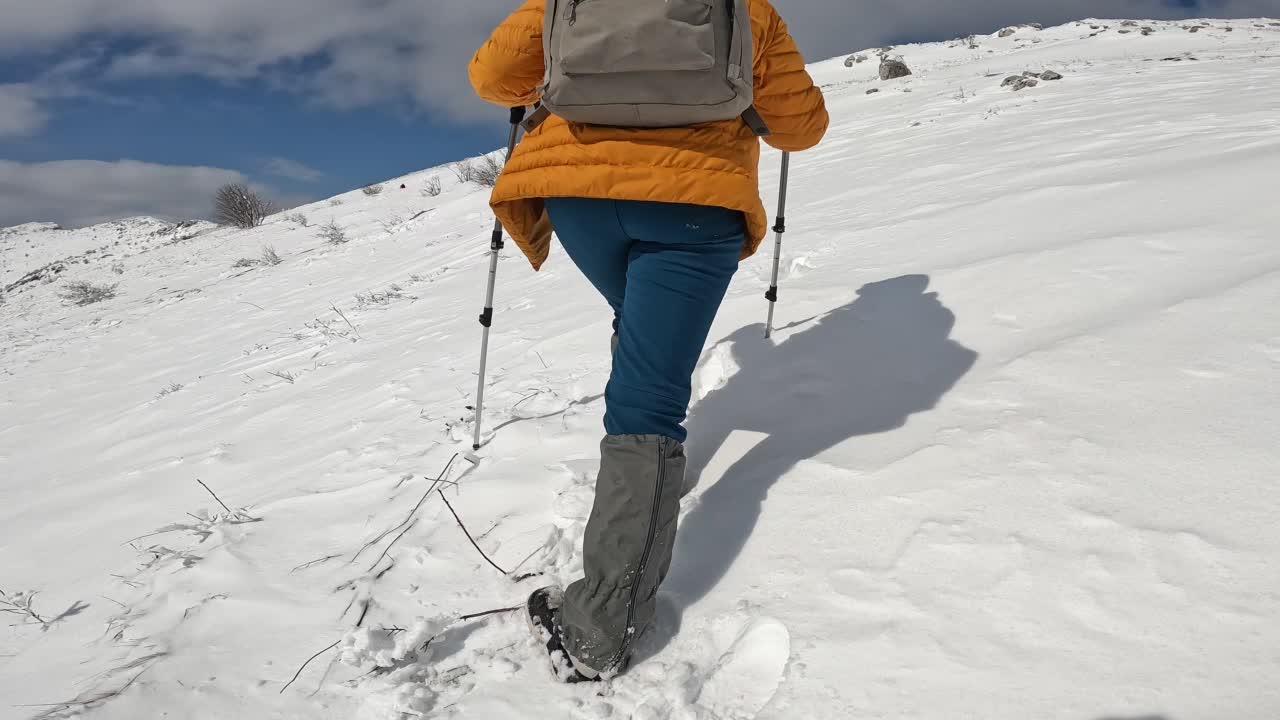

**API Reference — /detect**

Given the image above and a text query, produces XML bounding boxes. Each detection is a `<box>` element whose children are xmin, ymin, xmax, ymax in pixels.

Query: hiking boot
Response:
<box><xmin>526</xmin><ymin>586</ymin><xmax>602</xmax><ymax>683</ymax></box>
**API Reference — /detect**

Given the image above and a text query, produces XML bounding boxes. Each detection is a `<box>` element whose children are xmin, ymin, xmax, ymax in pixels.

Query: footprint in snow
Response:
<box><xmin>627</xmin><ymin>616</ymin><xmax>791</xmax><ymax>720</ymax></box>
<box><xmin>693</xmin><ymin>618</ymin><xmax>792</xmax><ymax>719</ymax></box>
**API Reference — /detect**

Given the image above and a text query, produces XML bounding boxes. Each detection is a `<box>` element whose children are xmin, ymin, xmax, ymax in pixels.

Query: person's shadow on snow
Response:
<box><xmin>642</xmin><ymin>274</ymin><xmax>978</xmax><ymax>658</ymax></box>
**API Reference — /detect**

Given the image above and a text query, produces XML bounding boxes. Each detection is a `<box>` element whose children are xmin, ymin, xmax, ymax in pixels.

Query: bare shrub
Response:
<box><xmin>306</xmin><ymin>315</ymin><xmax>359</xmax><ymax>343</ymax></box>
<box><xmin>451</xmin><ymin>161</ymin><xmax>478</xmax><ymax>184</ymax></box>
<box><xmin>452</xmin><ymin>154</ymin><xmax>504</xmax><ymax>187</ymax></box>
<box><xmin>354</xmin><ymin>284</ymin><xmax>414</xmax><ymax>308</ymax></box>
<box><xmin>378</xmin><ymin>214</ymin><xmax>405</xmax><ymax>234</ymax></box>
<box><xmin>213</xmin><ymin>184</ymin><xmax>275</xmax><ymax>229</ymax></box>
<box><xmin>319</xmin><ymin>220</ymin><xmax>348</xmax><ymax>245</ymax></box>
<box><xmin>232</xmin><ymin>245</ymin><xmax>283</xmax><ymax>269</ymax></box>
<box><xmin>268</xmin><ymin>370</ymin><xmax>296</xmax><ymax>384</ymax></box>
<box><xmin>473</xmin><ymin>155</ymin><xmax>504</xmax><ymax>187</ymax></box>
<box><xmin>0</xmin><ymin>589</ymin><xmax>49</xmax><ymax>629</ymax></box>
<box><xmin>362</xmin><ymin>184</ymin><xmax>384</xmax><ymax>197</ymax></box>
<box><xmin>286</xmin><ymin>213</ymin><xmax>309</xmax><ymax>227</ymax></box>
<box><xmin>424</xmin><ymin>176</ymin><xmax>442</xmax><ymax>197</ymax></box>
<box><xmin>59</xmin><ymin>281</ymin><xmax>118</xmax><ymax>306</ymax></box>
<box><xmin>329</xmin><ymin>199</ymin><xmax>344</xmax><ymax>207</ymax></box>
<box><xmin>259</xmin><ymin>245</ymin><xmax>282</xmax><ymax>266</ymax></box>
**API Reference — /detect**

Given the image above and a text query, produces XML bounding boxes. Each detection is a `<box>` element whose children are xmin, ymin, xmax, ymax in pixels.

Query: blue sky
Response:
<box><xmin>1</xmin><ymin>0</ymin><xmax>1274</xmax><ymax>227</ymax></box>
<box><xmin>1</xmin><ymin>62</ymin><xmax>501</xmax><ymax>204</ymax></box>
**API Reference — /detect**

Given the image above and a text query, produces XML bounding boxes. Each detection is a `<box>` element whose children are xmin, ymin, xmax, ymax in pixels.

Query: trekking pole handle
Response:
<box><xmin>509</xmin><ymin>106</ymin><xmax>527</xmax><ymax>125</ymax></box>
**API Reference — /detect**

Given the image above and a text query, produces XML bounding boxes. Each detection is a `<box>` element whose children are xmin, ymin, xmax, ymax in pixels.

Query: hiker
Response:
<box><xmin>469</xmin><ymin>0</ymin><xmax>828</xmax><ymax>681</ymax></box>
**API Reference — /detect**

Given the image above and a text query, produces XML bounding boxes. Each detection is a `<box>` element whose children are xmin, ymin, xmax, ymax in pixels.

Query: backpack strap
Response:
<box><xmin>742</xmin><ymin>106</ymin><xmax>772</xmax><ymax>136</ymax></box>
<box><xmin>521</xmin><ymin>103</ymin><xmax>552</xmax><ymax>133</ymax></box>
<box><xmin>727</xmin><ymin>0</ymin><xmax>770</xmax><ymax>137</ymax></box>
<box><xmin>524</xmin><ymin>101</ymin><xmax>770</xmax><ymax>136</ymax></box>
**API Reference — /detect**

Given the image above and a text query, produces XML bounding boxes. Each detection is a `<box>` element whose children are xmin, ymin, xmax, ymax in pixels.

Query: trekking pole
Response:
<box><xmin>472</xmin><ymin>106</ymin><xmax>527</xmax><ymax>451</ymax></box>
<box><xmin>764</xmin><ymin>152</ymin><xmax>791</xmax><ymax>339</ymax></box>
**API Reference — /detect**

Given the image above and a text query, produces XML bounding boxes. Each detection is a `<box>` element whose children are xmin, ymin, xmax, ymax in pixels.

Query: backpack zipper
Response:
<box><xmin>568</xmin><ymin>0</ymin><xmax>581</xmax><ymax>25</ymax></box>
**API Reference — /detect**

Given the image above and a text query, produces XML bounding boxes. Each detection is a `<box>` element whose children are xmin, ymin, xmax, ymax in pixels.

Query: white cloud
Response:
<box><xmin>0</xmin><ymin>1</ymin><xmax>1276</xmax><ymax>124</ymax></box>
<box><xmin>0</xmin><ymin>84</ymin><xmax>47</xmax><ymax>138</ymax></box>
<box><xmin>0</xmin><ymin>0</ymin><xmax>516</xmax><ymax>121</ymax></box>
<box><xmin>0</xmin><ymin>159</ymin><xmax>248</xmax><ymax>228</ymax></box>
<box><xmin>265</xmin><ymin>157</ymin><xmax>324</xmax><ymax>183</ymax></box>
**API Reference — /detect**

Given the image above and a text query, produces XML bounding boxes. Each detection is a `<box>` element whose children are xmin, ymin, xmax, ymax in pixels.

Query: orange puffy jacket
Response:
<box><xmin>469</xmin><ymin>0</ymin><xmax>828</xmax><ymax>270</ymax></box>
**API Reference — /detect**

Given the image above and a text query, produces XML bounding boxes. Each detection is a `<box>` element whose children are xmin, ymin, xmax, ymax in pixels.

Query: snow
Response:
<box><xmin>3</xmin><ymin>17</ymin><xmax>1280</xmax><ymax>720</ymax></box>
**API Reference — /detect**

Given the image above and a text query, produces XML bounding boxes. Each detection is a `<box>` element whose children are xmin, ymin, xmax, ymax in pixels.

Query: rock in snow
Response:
<box><xmin>879</xmin><ymin>58</ymin><xmax>913</xmax><ymax>80</ymax></box>
<box><xmin>1003</xmin><ymin>74</ymin><xmax>1039</xmax><ymax>91</ymax></box>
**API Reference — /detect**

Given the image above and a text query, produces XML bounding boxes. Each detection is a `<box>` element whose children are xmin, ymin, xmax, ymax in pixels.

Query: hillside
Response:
<box><xmin>2</xmin><ymin>18</ymin><xmax>1279</xmax><ymax>720</ymax></box>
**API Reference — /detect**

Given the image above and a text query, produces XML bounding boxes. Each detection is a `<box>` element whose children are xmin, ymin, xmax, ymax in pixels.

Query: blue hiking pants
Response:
<box><xmin>545</xmin><ymin>198</ymin><xmax>744</xmax><ymax>443</ymax></box>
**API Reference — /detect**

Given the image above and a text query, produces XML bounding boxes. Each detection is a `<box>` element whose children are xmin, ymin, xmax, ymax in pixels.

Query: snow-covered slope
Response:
<box><xmin>1</xmin><ymin>218</ymin><xmax>214</xmax><ymax>294</ymax></box>
<box><xmin>3</xmin><ymin>18</ymin><xmax>1279</xmax><ymax>720</ymax></box>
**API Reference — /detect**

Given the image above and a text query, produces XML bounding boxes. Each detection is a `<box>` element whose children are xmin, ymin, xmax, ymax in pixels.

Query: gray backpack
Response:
<box><xmin>522</xmin><ymin>0</ymin><xmax>770</xmax><ymax>135</ymax></box>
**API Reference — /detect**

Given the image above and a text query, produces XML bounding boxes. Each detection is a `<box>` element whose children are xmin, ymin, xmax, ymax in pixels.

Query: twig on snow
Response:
<box><xmin>476</xmin><ymin>518</ymin><xmax>505</xmax><ymax>541</ymax></box>
<box><xmin>459</xmin><ymin>605</ymin><xmax>521</xmax><ymax>622</ymax></box>
<box><xmin>0</xmin><ymin>589</ymin><xmax>48</xmax><ymax>629</ymax></box>
<box><xmin>350</xmin><ymin>483</ymin><xmax>438</xmax><ymax>565</ymax></box>
<box><xmin>349</xmin><ymin>454</ymin><xmax>458</xmax><ymax>565</ymax></box>
<box><xmin>411</xmin><ymin>606</ymin><xmax>524</xmax><ymax>658</ymax></box>
<box><xmin>280</xmin><ymin>640</ymin><xmax>341</xmax><ymax>694</ymax></box>
<box><xmin>509</xmin><ymin>544</ymin><xmax>545</xmax><ymax>577</ymax></box>
<box><xmin>120</xmin><ymin>528</ymin><xmax>182</xmax><ymax>546</ymax></box>
<box><xmin>512</xmin><ymin>389</ymin><xmax>549</xmax><ymax>412</ymax></box>
<box><xmin>438</xmin><ymin>492</ymin><xmax>539</xmax><ymax>581</ymax></box>
<box><xmin>196</xmin><ymin>479</ymin><xmax>234</xmax><ymax>515</ymax></box>
<box><xmin>18</xmin><ymin>651</ymin><xmax>164</xmax><ymax>717</ymax></box>
<box><xmin>330</xmin><ymin>304</ymin><xmax>361</xmax><ymax>338</ymax></box>
<box><xmin>437</xmin><ymin>490</ymin><xmax>507</xmax><ymax>575</ymax></box>
<box><xmin>367</xmin><ymin>520</ymin><xmax>417</xmax><ymax>573</ymax></box>
<box><xmin>291</xmin><ymin>554</ymin><xmax>341</xmax><ymax>573</ymax></box>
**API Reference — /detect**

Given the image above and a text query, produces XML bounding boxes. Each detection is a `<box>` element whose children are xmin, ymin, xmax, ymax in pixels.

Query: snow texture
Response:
<box><xmin>3</xmin><ymin>17</ymin><xmax>1280</xmax><ymax>720</ymax></box>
